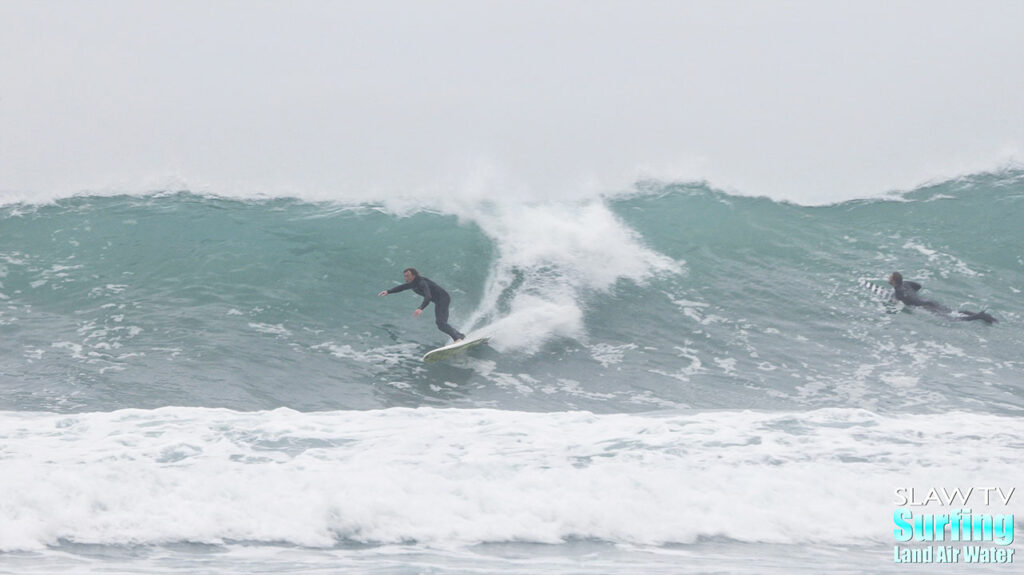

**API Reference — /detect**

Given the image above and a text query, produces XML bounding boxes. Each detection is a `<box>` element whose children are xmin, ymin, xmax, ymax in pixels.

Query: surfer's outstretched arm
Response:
<box><xmin>380</xmin><ymin>282</ymin><xmax>413</xmax><ymax>296</ymax></box>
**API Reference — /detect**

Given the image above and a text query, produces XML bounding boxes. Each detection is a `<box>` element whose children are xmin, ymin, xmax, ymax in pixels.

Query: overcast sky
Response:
<box><xmin>2</xmin><ymin>0</ymin><xmax>1022</xmax><ymax>204</ymax></box>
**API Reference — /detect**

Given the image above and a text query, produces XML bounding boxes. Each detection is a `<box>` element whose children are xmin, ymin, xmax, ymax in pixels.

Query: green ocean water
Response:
<box><xmin>2</xmin><ymin>173</ymin><xmax>1021</xmax><ymax>414</ymax></box>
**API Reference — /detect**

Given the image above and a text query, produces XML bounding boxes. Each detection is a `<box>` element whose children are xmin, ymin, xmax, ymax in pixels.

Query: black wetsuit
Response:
<box><xmin>892</xmin><ymin>281</ymin><xmax>996</xmax><ymax>324</ymax></box>
<box><xmin>386</xmin><ymin>276</ymin><xmax>466</xmax><ymax>341</ymax></box>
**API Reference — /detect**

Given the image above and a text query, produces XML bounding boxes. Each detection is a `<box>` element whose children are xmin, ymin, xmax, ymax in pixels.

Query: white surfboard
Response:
<box><xmin>858</xmin><ymin>279</ymin><xmax>894</xmax><ymax>301</ymax></box>
<box><xmin>423</xmin><ymin>337</ymin><xmax>489</xmax><ymax>363</ymax></box>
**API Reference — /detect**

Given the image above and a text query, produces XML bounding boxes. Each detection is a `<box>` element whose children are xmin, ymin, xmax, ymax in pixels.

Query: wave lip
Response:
<box><xmin>463</xmin><ymin>200</ymin><xmax>682</xmax><ymax>352</ymax></box>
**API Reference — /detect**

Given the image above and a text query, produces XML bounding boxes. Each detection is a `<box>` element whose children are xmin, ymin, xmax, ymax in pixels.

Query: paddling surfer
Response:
<box><xmin>888</xmin><ymin>272</ymin><xmax>997</xmax><ymax>324</ymax></box>
<box><xmin>379</xmin><ymin>268</ymin><xmax>466</xmax><ymax>342</ymax></box>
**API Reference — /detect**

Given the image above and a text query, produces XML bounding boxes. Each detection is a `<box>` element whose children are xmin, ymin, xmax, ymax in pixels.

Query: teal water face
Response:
<box><xmin>612</xmin><ymin>175</ymin><xmax>1023</xmax><ymax>414</ymax></box>
<box><xmin>1</xmin><ymin>194</ymin><xmax>493</xmax><ymax>411</ymax></box>
<box><xmin>2</xmin><ymin>172</ymin><xmax>1022</xmax><ymax>414</ymax></box>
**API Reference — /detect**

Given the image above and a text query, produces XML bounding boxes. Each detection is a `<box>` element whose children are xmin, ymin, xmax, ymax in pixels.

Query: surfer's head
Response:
<box><xmin>403</xmin><ymin>268</ymin><xmax>420</xmax><ymax>282</ymax></box>
<box><xmin>889</xmin><ymin>272</ymin><xmax>903</xmax><ymax>287</ymax></box>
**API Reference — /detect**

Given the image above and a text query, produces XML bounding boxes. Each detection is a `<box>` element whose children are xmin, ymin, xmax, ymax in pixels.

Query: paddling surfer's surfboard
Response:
<box><xmin>859</xmin><ymin>279</ymin><xmax>894</xmax><ymax>301</ymax></box>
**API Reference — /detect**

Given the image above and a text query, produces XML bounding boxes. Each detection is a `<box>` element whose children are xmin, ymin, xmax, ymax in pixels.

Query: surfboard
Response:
<box><xmin>858</xmin><ymin>279</ymin><xmax>894</xmax><ymax>301</ymax></box>
<box><xmin>423</xmin><ymin>337</ymin><xmax>489</xmax><ymax>363</ymax></box>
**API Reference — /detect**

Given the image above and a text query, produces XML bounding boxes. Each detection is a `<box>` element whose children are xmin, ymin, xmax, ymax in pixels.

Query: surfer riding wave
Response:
<box><xmin>379</xmin><ymin>268</ymin><xmax>466</xmax><ymax>342</ymax></box>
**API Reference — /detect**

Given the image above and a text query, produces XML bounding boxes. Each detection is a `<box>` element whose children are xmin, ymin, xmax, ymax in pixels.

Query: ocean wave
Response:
<box><xmin>2</xmin><ymin>179</ymin><xmax>1022</xmax><ymax>414</ymax></box>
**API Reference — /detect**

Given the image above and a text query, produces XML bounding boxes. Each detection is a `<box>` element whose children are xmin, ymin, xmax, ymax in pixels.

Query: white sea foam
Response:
<box><xmin>248</xmin><ymin>322</ymin><xmax>293</xmax><ymax>337</ymax></box>
<box><xmin>901</xmin><ymin>241</ymin><xmax>979</xmax><ymax>278</ymax></box>
<box><xmin>458</xmin><ymin>201</ymin><xmax>681</xmax><ymax>353</ymax></box>
<box><xmin>2</xmin><ymin>407</ymin><xmax>1019</xmax><ymax>552</ymax></box>
<box><xmin>588</xmin><ymin>343</ymin><xmax>639</xmax><ymax>367</ymax></box>
<box><xmin>312</xmin><ymin>342</ymin><xmax>421</xmax><ymax>368</ymax></box>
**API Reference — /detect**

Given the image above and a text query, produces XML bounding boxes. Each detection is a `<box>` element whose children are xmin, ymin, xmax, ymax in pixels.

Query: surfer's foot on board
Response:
<box><xmin>453</xmin><ymin>339</ymin><xmax>464</xmax><ymax>344</ymax></box>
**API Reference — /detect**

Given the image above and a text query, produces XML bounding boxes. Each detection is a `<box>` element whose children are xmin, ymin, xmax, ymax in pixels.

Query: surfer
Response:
<box><xmin>379</xmin><ymin>268</ymin><xmax>466</xmax><ymax>342</ymax></box>
<box><xmin>888</xmin><ymin>272</ymin><xmax>997</xmax><ymax>324</ymax></box>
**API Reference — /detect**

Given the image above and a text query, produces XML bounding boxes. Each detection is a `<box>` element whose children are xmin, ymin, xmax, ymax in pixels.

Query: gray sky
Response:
<box><xmin>2</xmin><ymin>0</ymin><xmax>1022</xmax><ymax>204</ymax></box>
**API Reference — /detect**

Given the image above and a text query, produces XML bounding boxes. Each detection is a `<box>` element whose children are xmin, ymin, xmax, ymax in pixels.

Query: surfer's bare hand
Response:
<box><xmin>378</xmin><ymin>291</ymin><xmax>388</xmax><ymax>296</ymax></box>
<box><xmin>413</xmin><ymin>309</ymin><xmax>422</xmax><ymax>317</ymax></box>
